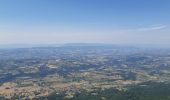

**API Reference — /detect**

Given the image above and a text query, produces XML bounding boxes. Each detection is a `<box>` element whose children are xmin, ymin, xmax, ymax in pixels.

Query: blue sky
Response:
<box><xmin>0</xmin><ymin>0</ymin><xmax>170</xmax><ymax>45</ymax></box>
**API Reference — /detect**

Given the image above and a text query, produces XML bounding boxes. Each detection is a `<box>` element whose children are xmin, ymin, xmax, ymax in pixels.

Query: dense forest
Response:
<box><xmin>34</xmin><ymin>82</ymin><xmax>170</xmax><ymax>100</ymax></box>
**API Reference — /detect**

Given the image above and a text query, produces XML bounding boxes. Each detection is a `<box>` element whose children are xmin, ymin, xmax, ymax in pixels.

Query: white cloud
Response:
<box><xmin>136</xmin><ymin>25</ymin><xmax>166</xmax><ymax>31</ymax></box>
<box><xmin>116</xmin><ymin>25</ymin><xmax>167</xmax><ymax>33</ymax></box>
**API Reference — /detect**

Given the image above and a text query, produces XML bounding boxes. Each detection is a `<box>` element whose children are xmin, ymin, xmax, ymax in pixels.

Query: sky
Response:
<box><xmin>0</xmin><ymin>0</ymin><xmax>170</xmax><ymax>46</ymax></box>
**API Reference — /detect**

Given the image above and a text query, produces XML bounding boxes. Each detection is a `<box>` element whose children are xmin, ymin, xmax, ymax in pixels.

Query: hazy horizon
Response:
<box><xmin>0</xmin><ymin>0</ymin><xmax>170</xmax><ymax>46</ymax></box>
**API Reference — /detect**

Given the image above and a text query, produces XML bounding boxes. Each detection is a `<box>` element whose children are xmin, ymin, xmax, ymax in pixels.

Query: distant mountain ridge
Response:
<box><xmin>0</xmin><ymin>43</ymin><xmax>169</xmax><ymax>49</ymax></box>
